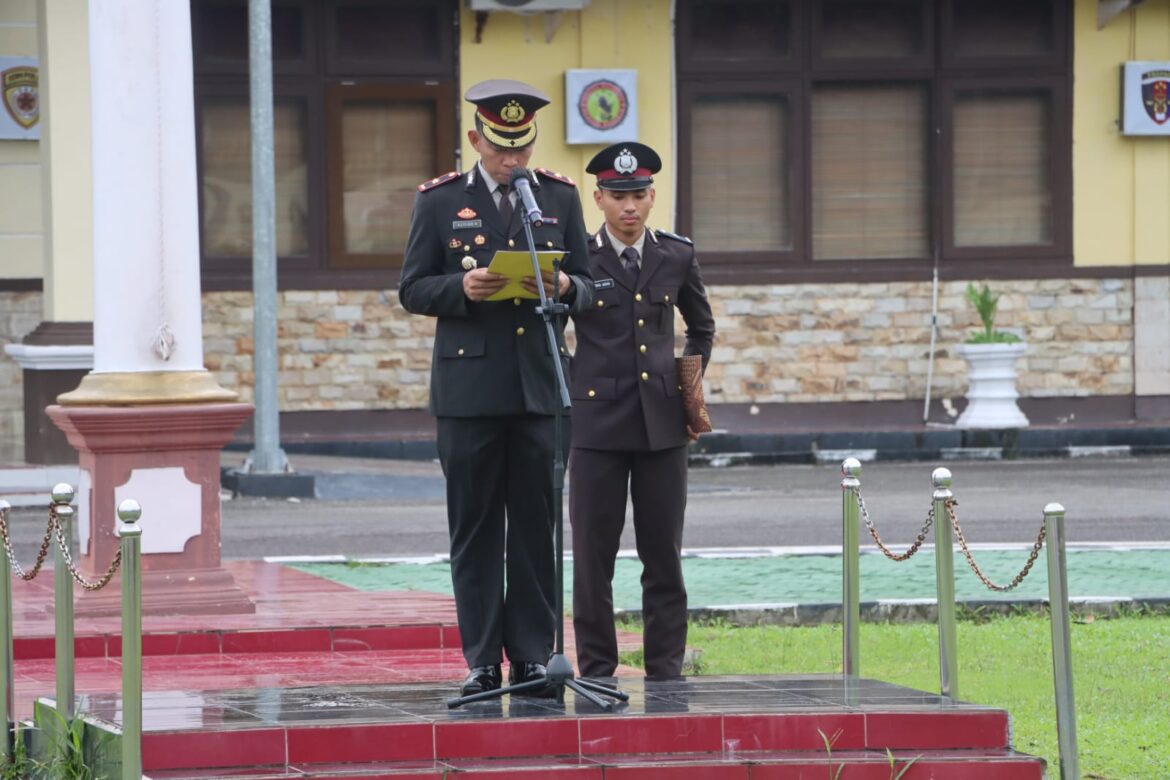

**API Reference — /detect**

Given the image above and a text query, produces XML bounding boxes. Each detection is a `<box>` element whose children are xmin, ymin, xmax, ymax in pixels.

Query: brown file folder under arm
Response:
<box><xmin>676</xmin><ymin>354</ymin><xmax>712</xmax><ymax>435</ymax></box>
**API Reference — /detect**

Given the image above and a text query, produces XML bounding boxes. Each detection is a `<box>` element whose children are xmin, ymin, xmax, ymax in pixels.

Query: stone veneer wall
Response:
<box><xmin>201</xmin><ymin>278</ymin><xmax>1134</xmax><ymax>410</ymax></box>
<box><xmin>202</xmin><ymin>290</ymin><xmax>436</xmax><ymax>410</ymax></box>
<box><xmin>0</xmin><ymin>291</ymin><xmax>43</xmax><ymax>460</ymax></box>
<box><xmin>0</xmin><ymin>278</ymin><xmax>1132</xmax><ymax>458</ymax></box>
<box><xmin>704</xmin><ymin>278</ymin><xmax>1133</xmax><ymax>404</ymax></box>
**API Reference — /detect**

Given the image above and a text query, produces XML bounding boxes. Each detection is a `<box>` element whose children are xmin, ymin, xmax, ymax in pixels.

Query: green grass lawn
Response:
<box><xmin>619</xmin><ymin>613</ymin><xmax>1169</xmax><ymax>780</ymax></box>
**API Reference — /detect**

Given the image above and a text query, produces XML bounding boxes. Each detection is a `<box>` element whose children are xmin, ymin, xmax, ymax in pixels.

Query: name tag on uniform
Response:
<box><xmin>452</xmin><ymin>219</ymin><xmax>483</xmax><ymax>230</ymax></box>
<box><xmin>541</xmin><ymin>216</ymin><xmax>559</xmax><ymax>225</ymax></box>
<box><xmin>593</xmin><ymin>278</ymin><xmax>615</xmax><ymax>290</ymax></box>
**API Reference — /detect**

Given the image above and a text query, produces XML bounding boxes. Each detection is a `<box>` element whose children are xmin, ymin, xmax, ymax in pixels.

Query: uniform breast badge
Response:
<box><xmin>474</xmin><ymin>234</ymin><xmax>487</xmax><ymax>246</ymax></box>
<box><xmin>448</xmin><ymin>237</ymin><xmax>462</xmax><ymax>249</ymax></box>
<box><xmin>462</xmin><ymin>256</ymin><xmax>477</xmax><ymax>270</ymax></box>
<box><xmin>457</xmin><ymin>207</ymin><xmax>477</xmax><ymax>219</ymax></box>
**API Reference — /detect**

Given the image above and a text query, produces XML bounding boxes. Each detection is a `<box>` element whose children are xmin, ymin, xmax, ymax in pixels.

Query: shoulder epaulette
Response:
<box><xmin>656</xmin><ymin>229</ymin><xmax>693</xmax><ymax>246</ymax></box>
<box><xmin>417</xmin><ymin>171</ymin><xmax>461</xmax><ymax>192</ymax></box>
<box><xmin>535</xmin><ymin>167</ymin><xmax>576</xmax><ymax>187</ymax></box>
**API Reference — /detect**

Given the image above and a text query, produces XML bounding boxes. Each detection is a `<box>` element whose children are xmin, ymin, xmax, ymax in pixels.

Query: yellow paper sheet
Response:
<box><xmin>484</xmin><ymin>250</ymin><xmax>566</xmax><ymax>301</ymax></box>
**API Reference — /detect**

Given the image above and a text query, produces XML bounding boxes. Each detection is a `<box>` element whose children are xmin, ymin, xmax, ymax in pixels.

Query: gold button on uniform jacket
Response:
<box><xmin>399</xmin><ymin>167</ymin><xmax>594</xmax><ymax>417</ymax></box>
<box><xmin>569</xmin><ymin>228</ymin><xmax>715</xmax><ymax>452</ymax></box>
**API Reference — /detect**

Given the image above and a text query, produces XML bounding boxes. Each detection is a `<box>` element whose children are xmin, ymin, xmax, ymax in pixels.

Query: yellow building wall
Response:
<box><xmin>0</xmin><ymin>0</ymin><xmax>42</xmax><ymax>279</ymax></box>
<box><xmin>12</xmin><ymin>1</ymin><xmax>1165</xmax><ymax>279</ymax></box>
<box><xmin>1074</xmin><ymin>0</ymin><xmax>1170</xmax><ymax>266</ymax></box>
<box><xmin>458</xmin><ymin>0</ymin><xmax>676</xmax><ymax>233</ymax></box>
<box><xmin>36</xmin><ymin>0</ymin><xmax>93</xmax><ymax>320</ymax></box>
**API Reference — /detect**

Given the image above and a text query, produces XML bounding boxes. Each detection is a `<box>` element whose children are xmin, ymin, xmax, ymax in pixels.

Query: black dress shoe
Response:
<box><xmin>509</xmin><ymin>662</ymin><xmax>555</xmax><ymax>697</ymax></box>
<box><xmin>460</xmin><ymin>664</ymin><xmax>501</xmax><ymax>697</ymax></box>
<box><xmin>508</xmin><ymin>661</ymin><xmax>546</xmax><ymax>685</ymax></box>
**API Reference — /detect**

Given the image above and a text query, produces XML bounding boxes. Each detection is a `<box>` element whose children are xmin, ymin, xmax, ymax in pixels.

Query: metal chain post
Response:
<box><xmin>0</xmin><ymin>485</ymin><xmax>133</xmax><ymax>769</ymax></box>
<box><xmin>932</xmin><ymin>468</ymin><xmax>959</xmax><ymax>700</ymax></box>
<box><xmin>1044</xmin><ymin>503</ymin><xmax>1079</xmax><ymax>780</ymax></box>
<box><xmin>0</xmin><ymin>500</ymin><xmax>12</xmax><ymax>760</ymax></box>
<box><xmin>51</xmin><ymin>485</ymin><xmax>76</xmax><ymax>722</ymax></box>
<box><xmin>841</xmin><ymin>458</ymin><xmax>861</xmax><ymax>678</ymax></box>
<box><xmin>118</xmin><ymin>499</ymin><xmax>143</xmax><ymax>780</ymax></box>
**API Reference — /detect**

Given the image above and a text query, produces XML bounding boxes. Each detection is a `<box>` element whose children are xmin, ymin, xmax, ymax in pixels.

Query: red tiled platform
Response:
<box><xmin>10</xmin><ymin>561</ymin><xmax>1045</xmax><ymax>778</ymax></box>
<box><xmin>9</xmin><ymin>561</ymin><xmax>638</xmax><ymax>720</ymax></box>
<box><xmin>141</xmin><ymin>752</ymin><xmax>1047</xmax><ymax>780</ymax></box>
<box><xmin>11</xmin><ymin>561</ymin><xmax>461</xmax><ymax>654</ymax></box>
<box><xmin>63</xmin><ymin>676</ymin><xmax>1043</xmax><ymax>778</ymax></box>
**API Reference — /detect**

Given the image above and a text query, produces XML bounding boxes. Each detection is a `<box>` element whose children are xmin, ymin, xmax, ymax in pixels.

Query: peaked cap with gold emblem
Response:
<box><xmin>585</xmin><ymin>141</ymin><xmax>661</xmax><ymax>192</ymax></box>
<box><xmin>465</xmin><ymin>79</ymin><xmax>550</xmax><ymax>149</ymax></box>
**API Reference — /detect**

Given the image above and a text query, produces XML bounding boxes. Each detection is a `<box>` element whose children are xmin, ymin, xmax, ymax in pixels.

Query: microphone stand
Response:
<box><xmin>446</xmin><ymin>198</ymin><xmax>627</xmax><ymax>712</ymax></box>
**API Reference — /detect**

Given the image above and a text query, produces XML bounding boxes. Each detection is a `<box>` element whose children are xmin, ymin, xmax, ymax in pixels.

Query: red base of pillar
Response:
<box><xmin>46</xmin><ymin>402</ymin><xmax>256</xmax><ymax>617</ymax></box>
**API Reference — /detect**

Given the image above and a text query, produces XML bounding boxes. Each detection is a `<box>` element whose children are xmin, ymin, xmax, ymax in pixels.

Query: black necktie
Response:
<box><xmin>497</xmin><ymin>183</ymin><xmax>513</xmax><ymax>225</ymax></box>
<box><xmin>621</xmin><ymin>246</ymin><xmax>640</xmax><ymax>282</ymax></box>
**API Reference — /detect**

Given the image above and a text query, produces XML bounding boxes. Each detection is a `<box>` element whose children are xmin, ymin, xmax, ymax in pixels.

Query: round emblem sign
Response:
<box><xmin>578</xmin><ymin>80</ymin><xmax>628</xmax><ymax>131</ymax></box>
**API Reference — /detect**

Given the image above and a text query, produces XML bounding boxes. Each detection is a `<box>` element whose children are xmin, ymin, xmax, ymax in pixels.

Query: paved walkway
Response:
<box><xmin>288</xmin><ymin>543</ymin><xmax>1170</xmax><ymax>615</ymax></box>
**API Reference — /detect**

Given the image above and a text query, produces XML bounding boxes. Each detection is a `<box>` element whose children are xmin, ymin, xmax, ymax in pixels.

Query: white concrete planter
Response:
<box><xmin>955</xmin><ymin>342</ymin><xmax>1029</xmax><ymax>430</ymax></box>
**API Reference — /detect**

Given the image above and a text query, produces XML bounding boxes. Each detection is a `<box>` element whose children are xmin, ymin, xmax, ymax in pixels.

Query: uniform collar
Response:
<box><xmin>476</xmin><ymin>161</ymin><xmax>507</xmax><ymax>195</ymax></box>
<box><xmin>603</xmin><ymin>225</ymin><xmax>647</xmax><ymax>261</ymax></box>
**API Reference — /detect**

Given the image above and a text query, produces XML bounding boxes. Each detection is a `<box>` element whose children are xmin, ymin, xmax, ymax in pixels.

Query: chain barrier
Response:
<box><xmin>853</xmin><ymin>486</ymin><xmax>935</xmax><ymax>562</ymax></box>
<box><xmin>0</xmin><ymin>504</ymin><xmax>55</xmax><ymax>581</ymax></box>
<box><xmin>852</xmin><ymin>487</ymin><xmax>1047</xmax><ymax>592</ymax></box>
<box><xmin>945</xmin><ymin>499</ymin><xmax>1047</xmax><ymax>593</ymax></box>
<box><xmin>0</xmin><ymin>502</ymin><xmax>122</xmax><ymax>591</ymax></box>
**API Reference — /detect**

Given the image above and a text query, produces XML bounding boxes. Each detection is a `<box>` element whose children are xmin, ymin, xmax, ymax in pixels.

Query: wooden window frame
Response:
<box><xmin>323</xmin><ymin>0</ymin><xmax>455</xmax><ymax>77</ymax></box>
<box><xmin>806</xmin><ymin>76</ymin><xmax>936</xmax><ymax>265</ymax></box>
<box><xmin>675</xmin><ymin>0</ymin><xmax>804</xmax><ymax>77</ymax></box>
<box><xmin>325</xmin><ymin>81</ymin><xmax>457</xmax><ymax>270</ymax></box>
<box><xmin>677</xmin><ymin>79</ymin><xmax>805</xmax><ymax>272</ymax></box>
<box><xmin>938</xmin><ymin>75</ymin><xmax>1071</xmax><ymax>263</ymax></box>
<box><xmin>675</xmin><ymin>0</ymin><xmax>1072</xmax><ymax>284</ymax></box>
<box><xmin>194</xmin><ymin>80</ymin><xmax>323</xmax><ymax>277</ymax></box>
<box><xmin>809</xmin><ymin>0</ymin><xmax>935</xmax><ymax>73</ymax></box>
<box><xmin>939</xmin><ymin>0</ymin><xmax>1068</xmax><ymax>73</ymax></box>
<box><xmin>191</xmin><ymin>0</ymin><xmax>457</xmax><ymax>290</ymax></box>
<box><xmin>191</xmin><ymin>0</ymin><xmax>315</xmax><ymax>77</ymax></box>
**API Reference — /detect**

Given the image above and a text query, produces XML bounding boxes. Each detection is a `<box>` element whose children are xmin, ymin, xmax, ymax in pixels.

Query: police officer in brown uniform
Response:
<box><xmin>569</xmin><ymin>142</ymin><xmax>715</xmax><ymax>679</ymax></box>
<box><xmin>399</xmin><ymin>80</ymin><xmax>593</xmax><ymax>697</ymax></box>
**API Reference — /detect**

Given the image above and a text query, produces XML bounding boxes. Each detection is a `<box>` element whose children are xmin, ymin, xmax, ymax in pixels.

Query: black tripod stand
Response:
<box><xmin>446</xmin><ymin>180</ymin><xmax>627</xmax><ymax>711</ymax></box>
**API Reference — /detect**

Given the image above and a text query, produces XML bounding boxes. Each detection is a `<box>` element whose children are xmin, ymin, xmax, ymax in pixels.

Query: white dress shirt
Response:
<box><xmin>604</xmin><ymin>226</ymin><xmax>647</xmax><ymax>268</ymax></box>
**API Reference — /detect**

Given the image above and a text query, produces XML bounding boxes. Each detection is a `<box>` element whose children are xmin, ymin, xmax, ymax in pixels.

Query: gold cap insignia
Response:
<box><xmin>500</xmin><ymin>100</ymin><xmax>525</xmax><ymax>123</ymax></box>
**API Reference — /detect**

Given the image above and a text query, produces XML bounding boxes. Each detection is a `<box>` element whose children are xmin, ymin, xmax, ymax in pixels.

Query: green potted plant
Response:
<box><xmin>955</xmin><ymin>283</ymin><xmax>1029</xmax><ymax>429</ymax></box>
<box><xmin>963</xmin><ymin>283</ymin><xmax>1022</xmax><ymax>344</ymax></box>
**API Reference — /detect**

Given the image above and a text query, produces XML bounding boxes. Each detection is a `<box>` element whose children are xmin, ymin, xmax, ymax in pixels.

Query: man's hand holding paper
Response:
<box><xmin>462</xmin><ymin>268</ymin><xmax>509</xmax><ymax>301</ymax></box>
<box><xmin>520</xmin><ymin>268</ymin><xmax>571</xmax><ymax>298</ymax></box>
<box><xmin>483</xmin><ymin>250</ymin><xmax>567</xmax><ymax>301</ymax></box>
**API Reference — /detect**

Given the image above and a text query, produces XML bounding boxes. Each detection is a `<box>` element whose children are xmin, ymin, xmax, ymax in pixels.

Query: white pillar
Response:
<box><xmin>61</xmin><ymin>0</ymin><xmax>232</xmax><ymax>404</ymax></box>
<box><xmin>88</xmin><ymin>0</ymin><xmax>204</xmax><ymax>375</ymax></box>
<box><xmin>46</xmin><ymin>0</ymin><xmax>254</xmax><ymax>617</ymax></box>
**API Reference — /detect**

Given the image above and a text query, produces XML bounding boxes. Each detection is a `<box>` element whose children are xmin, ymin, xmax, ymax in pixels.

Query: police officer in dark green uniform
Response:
<box><xmin>398</xmin><ymin>80</ymin><xmax>593</xmax><ymax>697</ymax></box>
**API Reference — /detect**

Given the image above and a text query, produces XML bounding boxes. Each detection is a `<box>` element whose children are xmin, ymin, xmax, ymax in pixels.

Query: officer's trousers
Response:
<box><xmin>437</xmin><ymin>415</ymin><xmax>558</xmax><ymax>668</ymax></box>
<box><xmin>569</xmin><ymin>444</ymin><xmax>689</xmax><ymax>679</ymax></box>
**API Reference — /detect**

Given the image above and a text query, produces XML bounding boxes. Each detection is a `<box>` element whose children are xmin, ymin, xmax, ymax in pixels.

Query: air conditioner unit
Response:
<box><xmin>469</xmin><ymin>0</ymin><xmax>591</xmax><ymax>11</ymax></box>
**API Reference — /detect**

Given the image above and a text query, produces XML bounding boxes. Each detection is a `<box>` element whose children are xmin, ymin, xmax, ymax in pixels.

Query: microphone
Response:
<box><xmin>509</xmin><ymin>167</ymin><xmax>543</xmax><ymax>227</ymax></box>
